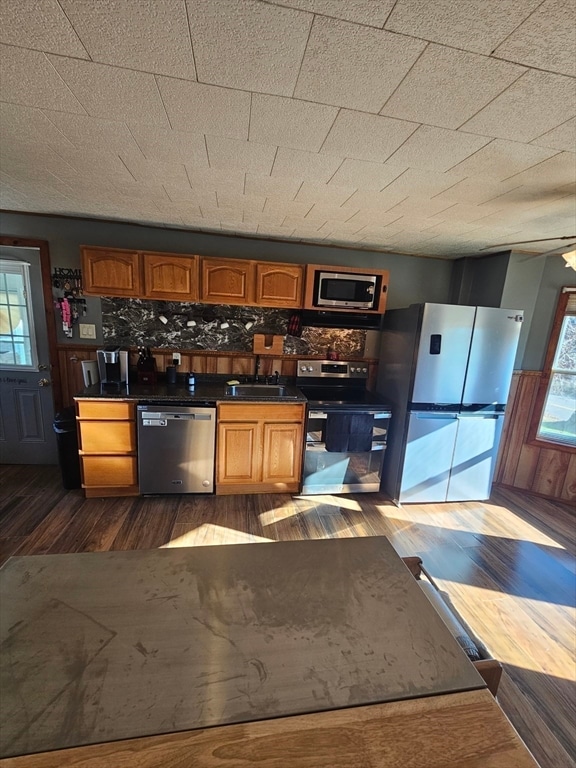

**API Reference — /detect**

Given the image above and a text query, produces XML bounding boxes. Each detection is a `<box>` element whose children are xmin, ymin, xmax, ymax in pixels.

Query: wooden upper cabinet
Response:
<box><xmin>255</xmin><ymin>263</ymin><xmax>304</xmax><ymax>308</ymax></box>
<box><xmin>200</xmin><ymin>258</ymin><xmax>255</xmax><ymax>305</ymax></box>
<box><xmin>143</xmin><ymin>252</ymin><xmax>199</xmax><ymax>301</ymax></box>
<box><xmin>82</xmin><ymin>246</ymin><xmax>142</xmax><ymax>297</ymax></box>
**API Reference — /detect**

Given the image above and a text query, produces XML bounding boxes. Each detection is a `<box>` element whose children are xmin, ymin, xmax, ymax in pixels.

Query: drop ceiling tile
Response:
<box><xmin>41</xmin><ymin>110</ymin><xmax>140</xmax><ymax>154</ymax></box>
<box><xmin>272</xmin><ymin>148</ymin><xmax>342</xmax><ymax>182</ymax></box>
<box><xmin>127</xmin><ymin>125</ymin><xmax>208</xmax><ymax>167</ymax></box>
<box><xmin>317</xmin><ymin>219</ymin><xmax>366</xmax><ymax>235</ymax></box>
<box><xmin>47</xmin><ymin>55</ymin><xmax>169</xmax><ymax>125</ymax></box>
<box><xmin>295</xmin><ymin>181</ymin><xmax>356</xmax><ymax>206</ymax></box>
<box><xmin>328</xmin><ymin>159</ymin><xmax>406</xmax><ymax>191</ymax></box>
<box><xmin>304</xmin><ymin>204</ymin><xmax>351</xmax><ymax>221</ymax></box>
<box><xmin>162</xmin><ymin>185</ymin><xmax>216</xmax><ymax>206</ymax></box>
<box><xmin>493</xmin><ymin>0</ymin><xmax>576</xmax><ymax>77</ymax></box>
<box><xmin>450</xmin><ymin>139</ymin><xmax>559</xmax><ymax>181</ymax></box>
<box><xmin>320</xmin><ymin>110</ymin><xmax>418</xmax><ymax>163</ymax></box>
<box><xmin>0</xmin><ymin>103</ymin><xmax>75</xmax><ymax>154</ymax></box>
<box><xmin>264</xmin><ymin>199</ymin><xmax>313</xmax><ymax>217</ymax></box>
<box><xmin>386</xmin><ymin>126</ymin><xmax>491</xmax><ymax>172</ymax></box>
<box><xmin>340</xmin><ymin>188</ymin><xmax>406</xmax><ymax>213</ymax></box>
<box><xmin>384</xmin><ymin>0</ymin><xmax>541</xmax><ymax>55</ymax></box>
<box><xmin>380</xmin><ymin>44</ymin><xmax>525</xmax><ymax>129</ymax></box>
<box><xmin>243</xmin><ymin>210</ymin><xmax>287</xmax><ymax>225</ymax></box>
<box><xmin>503</xmin><ymin>151</ymin><xmax>576</xmax><ymax>188</ymax></box>
<box><xmin>185</xmin><ymin>167</ymin><xmax>246</xmax><ymax>195</ymax></box>
<box><xmin>461</xmin><ymin>70</ymin><xmax>576</xmax><ymax>143</ymax></box>
<box><xmin>382</xmin><ymin>167</ymin><xmax>467</xmax><ymax>198</ymax></box>
<box><xmin>531</xmin><ymin>119</ymin><xmax>576</xmax><ymax>153</ymax></box>
<box><xmin>59</xmin><ymin>0</ymin><xmax>196</xmax><ymax>79</ymax></box>
<box><xmin>156</xmin><ymin>77</ymin><xmax>250</xmax><ymax>139</ymax></box>
<box><xmin>385</xmin><ymin>196</ymin><xmax>457</xmax><ymax>218</ymax></box>
<box><xmin>216</xmin><ymin>193</ymin><xmax>266</xmax><ymax>213</ymax></box>
<box><xmin>0</xmin><ymin>45</ymin><xmax>86</xmax><ymax>113</ymax></box>
<box><xmin>266</xmin><ymin>0</ymin><xmax>395</xmax><ymax>27</ymax></box>
<box><xmin>186</xmin><ymin>0</ymin><xmax>311</xmax><ymax>94</ymax></box>
<box><xmin>295</xmin><ymin>16</ymin><xmax>425</xmax><ymax>112</ymax></box>
<box><xmin>205</xmin><ymin>136</ymin><xmax>276</xmax><ymax>174</ymax></box>
<box><xmin>0</xmin><ymin>1</ymin><xmax>89</xmax><ymax>58</ymax></box>
<box><xmin>433</xmin><ymin>176</ymin><xmax>522</xmax><ymax>204</ymax></box>
<box><xmin>244</xmin><ymin>173</ymin><xmax>303</xmax><ymax>200</ymax></box>
<box><xmin>250</xmin><ymin>94</ymin><xmax>337</xmax><ymax>152</ymax></box>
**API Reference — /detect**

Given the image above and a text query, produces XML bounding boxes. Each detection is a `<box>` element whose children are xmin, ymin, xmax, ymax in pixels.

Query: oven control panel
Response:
<box><xmin>296</xmin><ymin>359</ymin><xmax>368</xmax><ymax>379</ymax></box>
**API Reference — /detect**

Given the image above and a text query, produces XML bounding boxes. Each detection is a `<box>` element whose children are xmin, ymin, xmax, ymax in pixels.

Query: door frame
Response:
<box><xmin>0</xmin><ymin>235</ymin><xmax>62</xmax><ymax>414</ymax></box>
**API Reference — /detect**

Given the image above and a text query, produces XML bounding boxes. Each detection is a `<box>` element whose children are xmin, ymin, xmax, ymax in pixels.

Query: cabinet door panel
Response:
<box><xmin>201</xmin><ymin>258</ymin><xmax>254</xmax><ymax>304</ymax></box>
<box><xmin>217</xmin><ymin>422</ymin><xmax>260</xmax><ymax>483</ymax></box>
<box><xmin>77</xmin><ymin>401</ymin><xmax>134</xmax><ymax>420</ymax></box>
<box><xmin>81</xmin><ymin>247</ymin><xmax>141</xmax><ymax>297</ymax></box>
<box><xmin>143</xmin><ymin>253</ymin><xmax>198</xmax><ymax>301</ymax></box>
<box><xmin>255</xmin><ymin>263</ymin><xmax>303</xmax><ymax>308</ymax></box>
<box><xmin>262</xmin><ymin>422</ymin><xmax>303</xmax><ymax>483</ymax></box>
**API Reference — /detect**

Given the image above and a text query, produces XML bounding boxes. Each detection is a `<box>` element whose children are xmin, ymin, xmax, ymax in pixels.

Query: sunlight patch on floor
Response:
<box><xmin>375</xmin><ymin>501</ymin><xmax>565</xmax><ymax>550</ymax></box>
<box><xmin>258</xmin><ymin>501</ymin><xmax>302</xmax><ymax>527</ymax></box>
<box><xmin>161</xmin><ymin>524</ymin><xmax>273</xmax><ymax>548</ymax></box>
<box><xmin>295</xmin><ymin>494</ymin><xmax>363</xmax><ymax>512</ymax></box>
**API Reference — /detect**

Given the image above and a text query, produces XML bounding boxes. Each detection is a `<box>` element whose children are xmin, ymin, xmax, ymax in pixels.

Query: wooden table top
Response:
<box><xmin>0</xmin><ymin>689</ymin><xmax>539</xmax><ymax>768</ymax></box>
<box><xmin>0</xmin><ymin>537</ymin><xmax>484</xmax><ymax>758</ymax></box>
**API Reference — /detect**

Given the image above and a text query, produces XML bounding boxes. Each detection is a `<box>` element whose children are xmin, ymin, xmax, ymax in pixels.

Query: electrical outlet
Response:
<box><xmin>172</xmin><ymin>352</ymin><xmax>181</xmax><ymax>365</ymax></box>
<box><xmin>79</xmin><ymin>323</ymin><xmax>96</xmax><ymax>339</ymax></box>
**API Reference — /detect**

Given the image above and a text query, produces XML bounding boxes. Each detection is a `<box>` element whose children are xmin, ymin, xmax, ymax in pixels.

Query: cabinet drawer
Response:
<box><xmin>218</xmin><ymin>403</ymin><xmax>305</xmax><ymax>421</ymax></box>
<box><xmin>76</xmin><ymin>400</ymin><xmax>135</xmax><ymax>420</ymax></box>
<box><xmin>82</xmin><ymin>456</ymin><xmax>137</xmax><ymax>487</ymax></box>
<box><xmin>79</xmin><ymin>421</ymin><xmax>136</xmax><ymax>454</ymax></box>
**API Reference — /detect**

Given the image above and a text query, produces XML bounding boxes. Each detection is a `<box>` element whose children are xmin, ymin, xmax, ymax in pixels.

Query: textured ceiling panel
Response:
<box><xmin>0</xmin><ymin>0</ymin><xmax>574</xmax><ymax>259</ymax></box>
<box><xmin>384</xmin><ymin>0</ymin><xmax>541</xmax><ymax>55</ymax></box>
<box><xmin>493</xmin><ymin>0</ymin><xmax>576</xmax><ymax>77</ymax></box>
<box><xmin>186</xmin><ymin>0</ymin><xmax>311</xmax><ymax>94</ymax></box>
<box><xmin>380</xmin><ymin>45</ymin><xmax>526</xmax><ymax>129</ymax></box>
<box><xmin>294</xmin><ymin>16</ymin><xmax>425</xmax><ymax>112</ymax></box>
<box><xmin>0</xmin><ymin>0</ymin><xmax>89</xmax><ymax>58</ymax></box>
<box><xmin>59</xmin><ymin>0</ymin><xmax>197</xmax><ymax>79</ymax></box>
<box><xmin>47</xmin><ymin>56</ymin><xmax>169</xmax><ymax>125</ymax></box>
<box><xmin>249</xmin><ymin>94</ymin><xmax>337</xmax><ymax>152</ymax></box>
<box><xmin>320</xmin><ymin>110</ymin><xmax>418</xmax><ymax>163</ymax></box>
<box><xmin>266</xmin><ymin>0</ymin><xmax>396</xmax><ymax>27</ymax></box>
<box><xmin>461</xmin><ymin>71</ymin><xmax>576</xmax><ymax>143</ymax></box>
<box><xmin>385</xmin><ymin>126</ymin><xmax>491</xmax><ymax>172</ymax></box>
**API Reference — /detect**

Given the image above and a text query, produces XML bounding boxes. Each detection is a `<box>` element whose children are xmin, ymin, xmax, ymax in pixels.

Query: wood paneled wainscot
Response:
<box><xmin>217</xmin><ymin>403</ymin><xmax>305</xmax><ymax>494</ymax></box>
<box><xmin>75</xmin><ymin>400</ymin><xmax>138</xmax><ymax>498</ymax></box>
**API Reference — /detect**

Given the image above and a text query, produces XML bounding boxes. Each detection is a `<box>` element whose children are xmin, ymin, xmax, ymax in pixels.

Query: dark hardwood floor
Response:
<box><xmin>1</xmin><ymin>465</ymin><xmax>574</xmax><ymax>768</ymax></box>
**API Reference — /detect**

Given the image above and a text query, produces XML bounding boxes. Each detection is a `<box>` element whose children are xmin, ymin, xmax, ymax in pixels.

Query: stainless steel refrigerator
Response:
<box><xmin>377</xmin><ymin>303</ymin><xmax>523</xmax><ymax>504</ymax></box>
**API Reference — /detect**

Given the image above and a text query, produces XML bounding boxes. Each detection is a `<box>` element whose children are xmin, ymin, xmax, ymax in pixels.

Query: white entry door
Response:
<box><xmin>0</xmin><ymin>246</ymin><xmax>57</xmax><ymax>464</ymax></box>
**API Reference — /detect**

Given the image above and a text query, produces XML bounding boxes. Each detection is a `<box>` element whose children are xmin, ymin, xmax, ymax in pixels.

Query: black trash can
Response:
<box><xmin>53</xmin><ymin>407</ymin><xmax>81</xmax><ymax>490</ymax></box>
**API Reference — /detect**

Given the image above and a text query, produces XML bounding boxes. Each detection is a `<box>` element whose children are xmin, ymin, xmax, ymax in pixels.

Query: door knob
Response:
<box><xmin>38</xmin><ymin>378</ymin><xmax>51</xmax><ymax>387</ymax></box>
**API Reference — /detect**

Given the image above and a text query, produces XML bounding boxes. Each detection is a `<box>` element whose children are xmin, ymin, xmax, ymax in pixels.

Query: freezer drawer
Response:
<box><xmin>446</xmin><ymin>414</ymin><xmax>504</xmax><ymax>501</ymax></box>
<box><xmin>400</xmin><ymin>412</ymin><xmax>459</xmax><ymax>503</ymax></box>
<box><xmin>137</xmin><ymin>405</ymin><xmax>216</xmax><ymax>494</ymax></box>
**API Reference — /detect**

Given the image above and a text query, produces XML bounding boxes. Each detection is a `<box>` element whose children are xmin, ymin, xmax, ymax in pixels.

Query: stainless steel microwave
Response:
<box><xmin>314</xmin><ymin>270</ymin><xmax>380</xmax><ymax>310</ymax></box>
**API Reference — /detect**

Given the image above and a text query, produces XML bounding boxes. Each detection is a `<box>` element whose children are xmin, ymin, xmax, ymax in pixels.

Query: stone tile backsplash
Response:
<box><xmin>102</xmin><ymin>298</ymin><xmax>366</xmax><ymax>358</ymax></box>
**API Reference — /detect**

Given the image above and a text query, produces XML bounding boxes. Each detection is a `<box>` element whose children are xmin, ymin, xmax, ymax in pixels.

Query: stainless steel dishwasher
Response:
<box><xmin>137</xmin><ymin>404</ymin><xmax>216</xmax><ymax>494</ymax></box>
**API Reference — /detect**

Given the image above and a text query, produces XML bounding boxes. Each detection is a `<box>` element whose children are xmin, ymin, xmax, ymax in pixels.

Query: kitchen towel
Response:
<box><xmin>325</xmin><ymin>413</ymin><xmax>374</xmax><ymax>452</ymax></box>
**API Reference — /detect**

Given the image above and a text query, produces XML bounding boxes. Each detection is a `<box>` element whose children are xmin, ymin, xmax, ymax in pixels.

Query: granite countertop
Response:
<box><xmin>75</xmin><ymin>378</ymin><xmax>307</xmax><ymax>404</ymax></box>
<box><xmin>0</xmin><ymin>537</ymin><xmax>485</xmax><ymax>757</ymax></box>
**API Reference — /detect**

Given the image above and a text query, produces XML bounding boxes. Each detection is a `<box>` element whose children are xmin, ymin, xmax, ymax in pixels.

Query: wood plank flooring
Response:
<box><xmin>1</xmin><ymin>465</ymin><xmax>574</xmax><ymax>768</ymax></box>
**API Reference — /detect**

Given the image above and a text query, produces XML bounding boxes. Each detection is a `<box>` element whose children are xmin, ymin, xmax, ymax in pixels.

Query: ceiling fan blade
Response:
<box><xmin>481</xmin><ymin>235</ymin><xmax>576</xmax><ymax>250</ymax></box>
<box><xmin>519</xmin><ymin>243</ymin><xmax>576</xmax><ymax>261</ymax></box>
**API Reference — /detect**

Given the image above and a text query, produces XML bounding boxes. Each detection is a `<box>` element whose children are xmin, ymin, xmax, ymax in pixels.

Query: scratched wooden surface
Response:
<box><xmin>0</xmin><ymin>536</ymin><xmax>483</xmax><ymax>758</ymax></box>
<box><xmin>0</xmin><ymin>689</ymin><xmax>538</xmax><ymax>768</ymax></box>
<box><xmin>1</xmin><ymin>465</ymin><xmax>573</xmax><ymax>768</ymax></box>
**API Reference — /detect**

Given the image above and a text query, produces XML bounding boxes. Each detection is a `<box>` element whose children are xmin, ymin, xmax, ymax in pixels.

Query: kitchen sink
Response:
<box><xmin>225</xmin><ymin>384</ymin><xmax>289</xmax><ymax>398</ymax></box>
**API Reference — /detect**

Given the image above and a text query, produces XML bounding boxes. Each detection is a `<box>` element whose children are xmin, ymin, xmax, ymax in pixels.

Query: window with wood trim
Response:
<box><xmin>530</xmin><ymin>287</ymin><xmax>576</xmax><ymax>449</ymax></box>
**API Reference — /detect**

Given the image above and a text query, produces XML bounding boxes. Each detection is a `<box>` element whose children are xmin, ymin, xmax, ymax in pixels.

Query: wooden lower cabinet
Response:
<box><xmin>217</xmin><ymin>403</ymin><xmax>305</xmax><ymax>494</ymax></box>
<box><xmin>76</xmin><ymin>399</ymin><xmax>139</xmax><ymax>498</ymax></box>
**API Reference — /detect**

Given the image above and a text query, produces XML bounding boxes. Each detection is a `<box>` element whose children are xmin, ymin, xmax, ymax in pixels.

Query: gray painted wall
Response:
<box><xmin>2</xmin><ymin>212</ymin><xmax>574</xmax><ymax>369</ymax></box>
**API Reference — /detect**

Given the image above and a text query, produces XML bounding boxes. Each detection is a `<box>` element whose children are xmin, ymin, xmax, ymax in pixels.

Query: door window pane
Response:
<box><xmin>0</xmin><ymin>261</ymin><xmax>37</xmax><ymax>369</ymax></box>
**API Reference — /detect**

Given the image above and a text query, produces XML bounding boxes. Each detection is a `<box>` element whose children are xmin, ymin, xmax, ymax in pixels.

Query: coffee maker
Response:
<box><xmin>97</xmin><ymin>346</ymin><xmax>129</xmax><ymax>392</ymax></box>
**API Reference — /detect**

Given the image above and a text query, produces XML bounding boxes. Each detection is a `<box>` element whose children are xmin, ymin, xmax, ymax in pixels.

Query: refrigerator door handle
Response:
<box><xmin>414</xmin><ymin>412</ymin><xmax>458</xmax><ymax>419</ymax></box>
